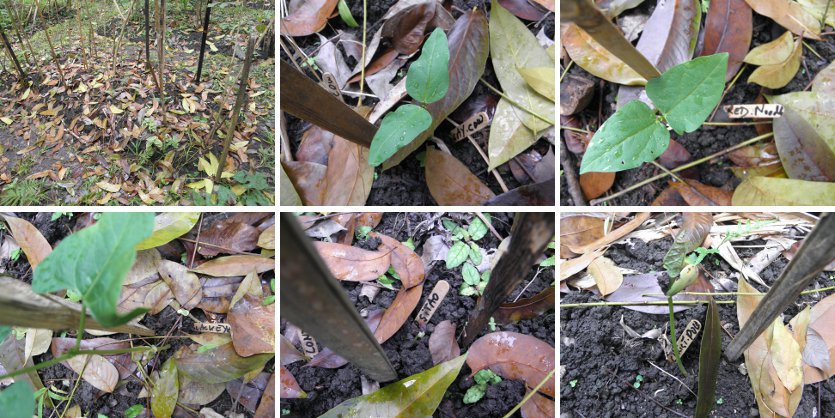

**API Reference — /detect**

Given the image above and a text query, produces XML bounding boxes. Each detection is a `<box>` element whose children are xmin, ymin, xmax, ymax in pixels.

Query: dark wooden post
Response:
<box><xmin>0</xmin><ymin>25</ymin><xmax>25</xmax><ymax>80</ymax></box>
<box><xmin>194</xmin><ymin>0</ymin><xmax>211</xmax><ymax>84</ymax></box>
<box><xmin>214</xmin><ymin>34</ymin><xmax>255</xmax><ymax>185</ymax></box>
<box><xmin>144</xmin><ymin>0</ymin><xmax>150</xmax><ymax>66</ymax></box>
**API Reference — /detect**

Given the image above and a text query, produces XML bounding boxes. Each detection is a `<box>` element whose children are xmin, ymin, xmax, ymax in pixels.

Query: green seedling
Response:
<box><xmin>460</xmin><ymin>267</ymin><xmax>490</xmax><ymax>297</ymax></box>
<box><xmin>369</xmin><ymin>28</ymin><xmax>450</xmax><ymax>166</ymax></box>
<box><xmin>10</xmin><ymin>247</ymin><xmax>21</xmax><ymax>262</ymax></box>
<box><xmin>463</xmin><ymin>369</ymin><xmax>502</xmax><ymax>404</ymax></box>
<box><xmin>355</xmin><ymin>225</ymin><xmax>373</xmax><ymax>240</ymax></box>
<box><xmin>580</xmin><ymin>53</ymin><xmax>728</xmax><ymax>174</ymax></box>
<box><xmin>569</xmin><ymin>379</ymin><xmax>578</xmax><ymax>388</ymax></box>
<box><xmin>33</xmin><ymin>386</ymin><xmax>69</xmax><ymax>418</ymax></box>
<box><xmin>488</xmin><ymin>316</ymin><xmax>497</xmax><ymax>331</ymax></box>
<box><xmin>444</xmin><ymin>215</ymin><xmax>493</xmax><ymax>297</ymax></box>
<box><xmin>633</xmin><ymin>374</ymin><xmax>644</xmax><ymax>389</ymax></box>
<box><xmin>377</xmin><ymin>266</ymin><xmax>402</xmax><ymax>290</ymax></box>
<box><xmin>337</xmin><ymin>0</ymin><xmax>358</xmax><ymax>28</ymax></box>
<box><xmin>263</xmin><ymin>278</ymin><xmax>276</xmax><ymax>306</ymax></box>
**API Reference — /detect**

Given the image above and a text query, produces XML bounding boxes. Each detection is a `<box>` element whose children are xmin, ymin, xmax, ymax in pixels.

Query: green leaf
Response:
<box><xmin>468</xmin><ymin>217</ymin><xmax>488</xmax><ymax>241</ymax></box>
<box><xmin>462</xmin><ymin>263</ymin><xmax>480</xmax><ymax>285</ymax></box>
<box><xmin>136</xmin><ymin>212</ymin><xmax>200</xmax><ymax>250</ymax></box>
<box><xmin>473</xmin><ymin>369</ymin><xmax>500</xmax><ymax>385</ymax></box>
<box><xmin>0</xmin><ymin>381</ymin><xmax>35</xmax><ymax>418</ymax></box>
<box><xmin>695</xmin><ymin>297</ymin><xmax>722</xmax><ymax>417</ymax></box>
<box><xmin>406</xmin><ymin>28</ymin><xmax>450</xmax><ymax>104</ymax></box>
<box><xmin>31</xmin><ymin>213</ymin><xmax>155</xmax><ymax>327</ymax></box>
<box><xmin>579</xmin><ymin>100</ymin><xmax>670</xmax><ymax>174</ymax></box>
<box><xmin>175</xmin><ymin>343</ymin><xmax>272</xmax><ymax>384</ymax></box>
<box><xmin>446</xmin><ymin>241</ymin><xmax>470</xmax><ymax>269</ymax></box>
<box><xmin>460</xmin><ymin>285</ymin><xmax>478</xmax><ymax>296</ymax></box>
<box><xmin>369</xmin><ymin>104</ymin><xmax>433</xmax><ymax>167</ymax></box>
<box><xmin>151</xmin><ymin>358</ymin><xmax>178</xmax><ymax>418</ymax></box>
<box><xmin>468</xmin><ymin>242</ymin><xmax>482</xmax><ymax>266</ymax></box>
<box><xmin>732</xmin><ymin>177</ymin><xmax>835</xmax><ymax>205</ymax></box>
<box><xmin>463</xmin><ymin>383</ymin><xmax>487</xmax><ymax>404</ymax></box>
<box><xmin>646</xmin><ymin>53</ymin><xmax>728</xmax><ymax>134</ymax></box>
<box><xmin>337</xmin><ymin>0</ymin><xmax>358</xmax><ymax>28</ymax></box>
<box><xmin>540</xmin><ymin>255</ymin><xmax>556</xmax><ymax>267</ymax></box>
<box><xmin>0</xmin><ymin>326</ymin><xmax>9</xmax><ymax>343</ymax></box>
<box><xmin>489</xmin><ymin>0</ymin><xmax>554</xmax><ymax>133</ymax></box>
<box><xmin>662</xmin><ymin>213</ymin><xmax>713</xmax><ymax>278</ymax></box>
<box><xmin>321</xmin><ymin>354</ymin><xmax>467</xmax><ymax>417</ymax></box>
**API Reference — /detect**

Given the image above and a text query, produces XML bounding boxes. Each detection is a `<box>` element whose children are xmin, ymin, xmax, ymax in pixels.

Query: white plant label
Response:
<box><xmin>194</xmin><ymin>322</ymin><xmax>231</xmax><ymax>334</ymax></box>
<box><xmin>415</xmin><ymin>280</ymin><xmax>450</xmax><ymax>326</ymax></box>
<box><xmin>452</xmin><ymin>112</ymin><xmax>490</xmax><ymax>142</ymax></box>
<box><xmin>665</xmin><ymin>319</ymin><xmax>702</xmax><ymax>361</ymax></box>
<box><xmin>298</xmin><ymin>329</ymin><xmax>320</xmax><ymax>357</ymax></box>
<box><xmin>724</xmin><ymin>104</ymin><xmax>784</xmax><ymax>118</ymax></box>
<box><xmin>320</xmin><ymin>73</ymin><xmax>344</xmax><ymax>103</ymax></box>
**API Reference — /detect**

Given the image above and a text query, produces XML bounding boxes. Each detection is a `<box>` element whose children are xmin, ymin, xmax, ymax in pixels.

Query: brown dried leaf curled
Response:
<box><xmin>700</xmin><ymin>0</ymin><xmax>753</xmax><ymax>80</ymax></box>
<box><xmin>314</xmin><ymin>241</ymin><xmax>391</xmax><ymax>281</ymax></box>
<box><xmin>279</xmin><ymin>0</ymin><xmax>339</xmax><ymax>36</ymax></box>
<box><xmin>158</xmin><ymin>260</ymin><xmax>202</xmax><ymax>310</ymax></box>
<box><xmin>429</xmin><ymin>320</ymin><xmax>460</xmax><ymax>365</ymax></box>
<box><xmin>229</xmin><ymin>293</ymin><xmax>275</xmax><ymax>357</ymax></box>
<box><xmin>425</xmin><ymin>147</ymin><xmax>496</xmax><ymax>205</ymax></box>
<box><xmin>466</xmin><ymin>331</ymin><xmax>555</xmax><ymax>397</ymax></box>
<box><xmin>190</xmin><ymin>255</ymin><xmax>275</xmax><ymax>277</ymax></box>
<box><xmin>2</xmin><ymin>215</ymin><xmax>51</xmax><ymax>269</ymax></box>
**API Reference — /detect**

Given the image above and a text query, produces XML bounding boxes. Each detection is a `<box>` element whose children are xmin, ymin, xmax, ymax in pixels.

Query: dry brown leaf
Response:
<box><xmin>279</xmin><ymin>366</ymin><xmax>307</xmax><ymax>399</ymax></box>
<box><xmin>375</xmin><ymin>284</ymin><xmax>423</xmax><ymax>344</ymax></box>
<box><xmin>559</xmin><ymin>248</ymin><xmax>604</xmax><ymax>281</ymax></box>
<box><xmin>521</xmin><ymin>390</ymin><xmax>555</xmax><ymax>418</ymax></box>
<box><xmin>314</xmin><ymin>241</ymin><xmax>391</xmax><ymax>281</ymax></box>
<box><xmin>190</xmin><ymin>255</ymin><xmax>275</xmax><ymax>277</ymax></box>
<box><xmin>382</xmin><ymin>1</ymin><xmax>437</xmax><ymax>55</ymax></box>
<box><xmin>370</xmin><ymin>232</ymin><xmax>424</xmax><ymax>288</ymax></box>
<box><xmin>254</xmin><ymin>373</ymin><xmax>276</xmax><ymax>418</ymax></box>
<box><xmin>559</xmin><ymin>215</ymin><xmax>605</xmax><ymax>258</ymax></box>
<box><xmin>322</xmin><ymin>136</ymin><xmax>373</xmax><ymax>206</ymax></box>
<box><xmin>279</xmin><ymin>0</ymin><xmax>339</xmax><ymax>36</ymax></box>
<box><xmin>743</xmin><ymin>0</ymin><xmax>821</xmax><ymax>40</ymax></box>
<box><xmin>466</xmin><ymin>331</ymin><xmax>555</xmax><ymax>397</ymax></box>
<box><xmin>2</xmin><ymin>215</ymin><xmax>51</xmax><ymax>269</ymax></box>
<box><xmin>52</xmin><ymin>338</ymin><xmax>131</xmax><ymax>393</ymax></box>
<box><xmin>257</xmin><ymin>225</ymin><xmax>275</xmax><ymax>250</ymax></box>
<box><xmin>670</xmin><ymin>179</ymin><xmax>733</xmax><ymax>206</ymax></box>
<box><xmin>579</xmin><ymin>171</ymin><xmax>615</xmax><ymax>200</ymax></box>
<box><xmin>425</xmin><ymin>147</ymin><xmax>495</xmax><ymax>205</ymax></box>
<box><xmin>229</xmin><ymin>293</ymin><xmax>275</xmax><ymax>357</ymax></box>
<box><xmin>124</xmin><ymin>249</ymin><xmax>162</xmax><ymax>286</ymax></box>
<box><xmin>428</xmin><ymin>320</ymin><xmax>460</xmax><ymax>365</ymax></box>
<box><xmin>281</xmin><ymin>160</ymin><xmax>327</xmax><ymax>206</ymax></box>
<box><xmin>177</xmin><ymin>373</ymin><xmax>226</xmax><ymax>405</ymax></box>
<box><xmin>587</xmin><ymin>256</ymin><xmax>623</xmax><ymax>296</ymax></box>
<box><xmin>567</xmin><ymin>213</ymin><xmax>651</xmax><ymax>254</ymax></box>
<box><xmin>157</xmin><ymin>260</ymin><xmax>202</xmax><ymax>310</ymax></box>
<box><xmin>494</xmin><ymin>287</ymin><xmax>555</xmax><ymax>324</ymax></box>
<box><xmin>199</xmin><ymin>216</ymin><xmax>262</xmax><ymax>257</ymax></box>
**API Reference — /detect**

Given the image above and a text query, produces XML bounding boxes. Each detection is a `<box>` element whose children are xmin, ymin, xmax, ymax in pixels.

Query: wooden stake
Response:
<box><xmin>194</xmin><ymin>0</ymin><xmax>211</xmax><ymax>84</ymax></box>
<box><xmin>144</xmin><ymin>0</ymin><xmax>150</xmax><ymax>66</ymax></box>
<box><xmin>0</xmin><ymin>25</ymin><xmax>25</xmax><ymax>80</ymax></box>
<box><xmin>6</xmin><ymin>0</ymin><xmax>32</xmax><ymax>65</ymax></box>
<box><xmin>214</xmin><ymin>34</ymin><xmax>255</xmax><ymax>186</ymax></box>
<box><xmin>76</xmin><ymin>0</ymin><xmax>87</xmax><ymax>69</ymax></box>
<box><xmin>34</xmin><ymin>0</ymin><xmax>65</xmax><ymax>84</ymax></box>
<box><xmin>157</xmin><ymin>0</ymin><xmax>166</xmax><ymax>111</ymax></box>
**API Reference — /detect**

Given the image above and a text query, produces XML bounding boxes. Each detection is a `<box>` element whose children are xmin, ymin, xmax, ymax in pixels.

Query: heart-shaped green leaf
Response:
<box><xmin>369</xmin><ymin>104</ymin><xmax>433</xmax><ymax>167</ymax></box>
<box><xmin>406</xmin><ymin>28</ymin><xmax>450</xmax><ymax>104</ymax></box>
<box><xmin>647</xmin><ymin>53</ymin><xmax>728</xmax><ymax>134</ymax></box>
<box><xmin>580</xmin><ymin>100</ymin><xmax>670</xmax><ymax>173</ymax></box>
<box><xmin>32</xmin><ymin>213</ymin><xmax>155</xmax><ymax>327</ymax></box>
<box><xmin>320</xmin><ymin>354</ymin><xmax>467</xmax><ymax>417</ymax></box>
<box><xmin>0</xmin><ymin>382</ymin><xmax>34</xmax><ymax>418</ymax></box>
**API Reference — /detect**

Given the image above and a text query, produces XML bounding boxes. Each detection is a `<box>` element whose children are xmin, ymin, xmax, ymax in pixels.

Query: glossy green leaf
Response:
<box><xmin>175</xmin><ymin>343</ymin><xmax>272</xmax><ymax>384</ymax></box>
<box><xmin>468</xmin><ymin>242</ymin><xmax>482</xmax><ymax>265</ymax></box>
<box><xmin>646</xmin><ymin>53</ymin><xmax>728</xmax><ymax>134</ymax></box>
<box><xmin>462</xmin><ymin>263</ymin><xmax>480</xmax><ymax>285</ymax></box>
<box><xmin>772</xmin><ymin>106</ymin><xmax>835</xmax><ymax>181</ymax></box>
<box><xmin>489</xmin><ymin>0</ymin><xmax>554</xmax><ymax>133</ymax></box>
<box><xmin>385</xmin><ymin>9</ymin><xmax>489</xmax><ymax>168</ymax></box>
<box><xmin>0</xmin><ymin>381</ymin><xmax>34</xmax><ymax>418</ymax></box>
<box><xmin>463</xmin><ymin>383</ymin><xmax>487</xmax><ymax>404</ymax></box>
<box><xmin>695</xmin><ymin>297</ymin><xmax>722</xmax><ymax>417</ymax></box>
<box><xmin>125</xmin><ymin>405</ymin><xmax>144</xmax><ymax>418</ymax></box>
<box><xmin>151</xmin><ymin>358</ymin><xmax>179</xmax><ymax>418</ymax></box>
<box><xmin>369</xmin><ymin>104</ymin><xmax>433</xmax><ymax>167</ymax></box>
<box><xmin>519</xmin><ymin>67</ymin><xmax>556</xmax><ymax>101</ymax></box>
<box><xmin>406</xmin><ymin>28</ymin><xmax>450</xmax><ymax>104</ymax></box>
<box><xmin>31</xmin><ymin>213</ymin><xmax>154</xmax><ymax>327</ymax></box>
<box><xmin>662</xmin><ymin>212</ymin><xmax>713</xmax><ymax>278</ymax></box>
<box><xmin>446</xmin><ymin>241</ymin><xmax>470</xmax><ymax>269</ymax></box>
<box><xmin>321</xmin><ymin>354</ymin><xmax>467</xmax><ymax>417</ymax></box>
<box><xmin>732</xmin><ymin>177</ymin><xmax>835</xmax><ymax>205</ymax></box>
<box><xmin>136</xmin><ymin>212</ymin><xmax>200</xmax><ymax>250</ymax></box>
<box><xmin>487</xmin><ymin>98</ymin><xmax>537</xmax><ymax>170</ymax></box>
<box><xmin>579</xmin><ymin>100</ymin><xmax>670</xmax><ymax>174</ymax></box>
<box><xmin>337</xmin><ymin>0</ymin><xmax>358</xmax><ymax>28</ymax></box>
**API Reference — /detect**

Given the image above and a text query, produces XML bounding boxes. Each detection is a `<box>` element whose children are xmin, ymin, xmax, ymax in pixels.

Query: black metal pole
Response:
<box><xmin>194</xmin><ymin>1</ymin><xmax>211</xmax><ymax>84</ymax></box>
<box><xmin>0</xmin><ymin>25</ymin><xmax>24</xmax><ymax>80</ymax></box>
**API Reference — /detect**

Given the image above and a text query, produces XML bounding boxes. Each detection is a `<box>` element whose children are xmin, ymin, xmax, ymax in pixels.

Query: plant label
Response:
<box><xmin>451</xmin><ymin>112</ymin><xmax>490</xmax><ymax>142</ymax></box>
<box><xmin>415</xmin><ymin>280</ymin><xmax>450</xmax><ymax>326</ymax></box>
<box><xmin>724</xmin><ymin>104</ymin><xmax>784</xmax><ymax>118</ymax></box>
<box><xmin>664</xmin><ymin>319</ymin><xmax>702</xmax><ymax>362</ymax></box>
<box><xmin>298</xmin><ymin>329</ymin><xmax>320</xmax><ymax>357</ymax></box>
<box><xmin>320</xmin><ymin>73</ymin><xmax>344</xmax><ymax>103</ymax></box>
<box><xmin>194</xmin><ymin>322</ymin><xmax>231</xmax><ymax>334</ymax></box>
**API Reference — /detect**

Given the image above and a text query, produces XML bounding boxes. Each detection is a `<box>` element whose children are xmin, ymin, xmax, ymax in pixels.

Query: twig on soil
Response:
<box><xmin>590</xmin><ymin>132</ymin><xmax>774</xmax><ymax>205</ymax></box>
<box><xmin>648</xmin><ymin>361</ymin><xmax>696</xmax><ymax>397</ymax></box>
<box><xmin>501</xmin><ymin>369</ymin><xmax>555</xmax><ymax>418</ymax></box>
<box><xmin>606</xmin><ymin>369</ymin><xmax>689</xmax><ymax>418</ymax></box>
<box><xmin>560</xmin><ymin>60</ymin><xmax>573</xmax><ymax>83</ymax></box>
<box><xmin>512</xmin><ymin>267</ymin><xmax>542</xmax><ymax>303</ymax></box>
<box><xmin>644</xmin><ymin>285</ymin><xmax>835</xmax><ymax>298</ymax></box>
<box><xmin>187</xmin><ymin>213</ymin><xmax>204</xmax><ymax>269</ymax></box>
<box><xmin>560</xmin><ymin>300</ymin><xmax>735</xmax><ymax>308</ymax></box>
<box><xmin>475</xmin><ymin>211</ymin><xmax>503</xmax><ymax>241</ymax></box>
<box><xmin>560</xmin><ymin>137</ymin><xmax>587</xmax><ymax>206</ymax></box>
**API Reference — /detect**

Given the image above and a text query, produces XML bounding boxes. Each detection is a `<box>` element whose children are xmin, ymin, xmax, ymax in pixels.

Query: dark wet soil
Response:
<box><xmin>3</xmin><ymin>212</ymin><xmax>268</xmax><ymax>417</ymax></box>
<box><xmin>560</xmin><ymin>6</ymin><xmax>835</xmax><ymax>206</ymax></box>
<box><xmin>560</xmin><ymin>215</ymin><xmax>835</xmax><ymax>417</ymax></box>
<box><xmin>281</xmin><ymin>212</ymin><xmax>556</xmax><ymax>417</ymax></box>
<box><xmin>282</xmin><ymin>0</ymin><xmax>555</xmax><ymax>206</ymax></box>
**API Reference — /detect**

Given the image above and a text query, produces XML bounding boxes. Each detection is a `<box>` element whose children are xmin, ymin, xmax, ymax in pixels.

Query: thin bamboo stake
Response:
<box><xmin>6</xmin><ymin>0</ymin><xmax>32</xmax><ymax>65</ymax></box>
<box><xmin>76</xmin><ymin>0</ymin><xmax>87</xmax><ymax>69</ymax></box>
<box><xmin>194</xmin><ymin>0</ymin><xmax>211</xmax><ymax>83</ymax></box>
<box><xmin>157</xmin><ymin>0</ymin><xmax>166</xmax><ymax>112</ymax></box>
<box><xmin>214</xmin><ymin>34</ymin><xmax>255</xmax><ymax>186</ymax></box>
<box><xmin>112</xmin><ymin>0</ymin><xmax>139</xmax><ymax>74</ymax></box>
<box><xmin>144</xmin><ymin>0</ymin><xmax>150</xmax><ymax>66</ymax></box>
<box><xmin>0</xmin><ymin>25</ymin><xmax>25</xmax><ymax>79</ymax></box>
<box><xmin>34</xmin><ymin>0</ymin><xmax>65</xmax><ymax>84</ymax></box>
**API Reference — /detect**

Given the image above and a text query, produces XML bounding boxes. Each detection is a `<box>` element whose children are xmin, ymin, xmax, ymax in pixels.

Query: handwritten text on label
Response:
<box><xmin>299</xmin><ymin>329</ymin><xmax>320</xmax><ymax>357</ymax></box>
<box><xmin>416</xmin><ymin>280</ymin><xmax>450</xmax><ymax>326</ymax></box>
<box><xmin>724</xmin><ymin>104</ymin><xmax>784</xmax><ymax>118</ymax></box>
<box><xmin>194</xmin><ymin>322</ymin><xmax>231</xmax><ymax>334</ymax></box>
<box><xmin>320</xmin><ymin>73</ymin><xmax>344</xmax><ymax>103</ymax></box>
<box><xmin>452</xmin><ymin>112</ymin><xmax>490</xmax><ymax>142</ymax></box>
